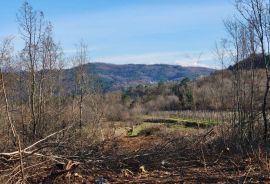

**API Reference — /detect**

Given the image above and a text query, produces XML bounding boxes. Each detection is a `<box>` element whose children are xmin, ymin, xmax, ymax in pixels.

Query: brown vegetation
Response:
<box><xmin>1</xmin><ymin>0</ymin><xmax>270</xmax><ymax>183</ymax></box>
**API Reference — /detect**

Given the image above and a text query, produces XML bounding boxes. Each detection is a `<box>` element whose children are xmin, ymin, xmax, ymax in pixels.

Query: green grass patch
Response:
<box><xmin>129</xmin><ymin>122</ymin><xmax>162</xmax><ymax>137</ymax></box>
<box><xmin>143</xmin><ymin>115</ymin><xmax>220</xmax><ymax>125</ymax></box>
<box><xmin>129</xmin><ymin>116</ymin><xmax>220</xmax><ymax>137</ymax></box>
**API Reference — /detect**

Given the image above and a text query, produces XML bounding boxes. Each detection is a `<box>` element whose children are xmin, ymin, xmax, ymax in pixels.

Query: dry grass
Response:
<box><xmin>1</xmin><ymin>112</ymin><xmax>270</xmax><ymax>183</ymax></box>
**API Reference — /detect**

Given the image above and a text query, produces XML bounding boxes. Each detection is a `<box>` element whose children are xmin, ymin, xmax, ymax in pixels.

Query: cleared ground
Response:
<box><xmin>2</xmin><ymin>113</ymin><xmax>269</xmax><ymax>183</ymax></box>
<box><xmin>40</xmin><ymin>115</ymin><xmax>270</xmax><ymax>183</ymax></box>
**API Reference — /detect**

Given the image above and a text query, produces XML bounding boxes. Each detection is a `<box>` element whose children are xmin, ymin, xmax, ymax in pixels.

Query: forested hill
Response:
<box><xmin>63</xmin><ymin>63</ymin><xmax>215</xmax><ymax>91</ymax></box>
<box><xmin>228</xmin><ymin>54</ymin><xmax>269</xmax><ymax>71</ymax></box>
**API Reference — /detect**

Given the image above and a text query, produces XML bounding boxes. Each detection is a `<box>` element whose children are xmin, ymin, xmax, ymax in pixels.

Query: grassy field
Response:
<box><xmin>128</xmin><ymin>114</ymin><xmax>220</xmax><ymax>136</ymax></box>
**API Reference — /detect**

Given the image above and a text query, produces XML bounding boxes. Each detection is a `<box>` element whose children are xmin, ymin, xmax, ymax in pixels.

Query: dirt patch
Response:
<box><xmin>137</xmin><ymin>127</ymin><xmax>161</xmax><ymax>136</ymax></box>
<box><xmin>116</xmin><ymin>136</ymin><xmax>163</xmax><ymax>153</ymax></box>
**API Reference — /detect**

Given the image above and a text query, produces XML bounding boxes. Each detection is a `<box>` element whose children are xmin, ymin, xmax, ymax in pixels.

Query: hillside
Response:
<box><xmin>63</xmin><ymin>63</ymin><xmax>215</xmax><ymax>91</ymax></box>
<box><xmin>228</xmin><ymin>54</ymin><xmax>269</xmax><ymax>71</ymax></box>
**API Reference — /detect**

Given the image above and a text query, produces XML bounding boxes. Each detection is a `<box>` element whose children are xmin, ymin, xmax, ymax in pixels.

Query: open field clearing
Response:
<box><xmin>9</xmin><ymin>128</ymin><xmax>269</xmax><ymax>183</ymax></box>
<box><xmin>1</xmin><ymin>112</ymin><xmax>269</xmax><ymax>183</ymax></box>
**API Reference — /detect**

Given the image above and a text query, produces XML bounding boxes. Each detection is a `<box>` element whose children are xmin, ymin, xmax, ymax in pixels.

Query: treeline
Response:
<box><xmin>104</xmin><ymin>67</ymin><xmax>267</xmax><ymax>119</ymax></box>
<box><xmin>103</xmin><ymin>78</ymin><xmax>193</xmax><ymax>121</ymax></box>
<box><xmin>122</xmin><ymin>78</ymin><xmax>194</xmax><ymax>111</ymax></box>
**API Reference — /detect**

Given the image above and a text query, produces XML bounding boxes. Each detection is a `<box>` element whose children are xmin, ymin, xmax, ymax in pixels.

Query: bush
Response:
<box><xmin>105</xmin><ymin>103</ymin><xmax>130</xmax><ymax>121</ymax></box>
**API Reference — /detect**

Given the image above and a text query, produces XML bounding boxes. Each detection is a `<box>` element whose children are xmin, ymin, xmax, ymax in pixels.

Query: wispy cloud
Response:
<box><xmin>52</xmin><ymin>2</ymin><xmax>232</xmax><ymax>68</ymax></box>
<box><xmin>1</xmin><ymin>0</ymin><xmax>233</xmax><ymax>68</ymax></box>
<box><xmin>93</xmin><ymin>51</ymin><xmax>219</xmax><ymax>68</ymax></box>
<box><xmin>63</xmin><ymin>45</ymin><xmax>102</xmax><ymax>54</ymax></box>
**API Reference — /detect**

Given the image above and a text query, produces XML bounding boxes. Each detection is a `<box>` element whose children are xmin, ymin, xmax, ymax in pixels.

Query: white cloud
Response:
<box><xmin>93</xmin><ymin>51</ymin><xmax>219</xmax><ymax>68</ymax></box>
<box><xmin>63</xmin><ymin>45</ymin><xmax>101</xmax><ymax>54</ymax></box>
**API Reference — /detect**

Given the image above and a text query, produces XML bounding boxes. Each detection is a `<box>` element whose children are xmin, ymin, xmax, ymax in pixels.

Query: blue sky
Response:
<box><xmin>0</xmin><ymin>0</ymin><xmax>234</xmax><ymax>68</ymax></box>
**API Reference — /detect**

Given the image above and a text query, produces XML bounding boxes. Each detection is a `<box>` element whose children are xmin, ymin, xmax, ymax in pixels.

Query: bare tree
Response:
<box><xmin>235</xmin><ymin>0</ymin><xmax>270</xmax><ymax>140</ymax></box>
<box><xmin>17</xmin><ymin>2</ymin><xmax>45</xmax><ymax>139</ymax></box>
<box><xmin>0</xmin><ymin>37</ymin><xmax>25</xmax><ymax>183</ymax></box>
<box><xmin>73</xmin><ymin>40</ymin><xmax>89</xmax><ymax>142</ymax></box>
<box><xmin>214</xmin><ymin>39</ymin><xmax>229</xmax><ymax>110</ymax></box>
<box><xmin>37</xmin><ymin>22</ymin><xmax>62</xmax><ymax>135</ymax></box>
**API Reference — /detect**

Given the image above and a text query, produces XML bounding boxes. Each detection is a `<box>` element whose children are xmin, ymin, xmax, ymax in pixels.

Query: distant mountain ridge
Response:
<box><xmin>63</xmin><ymin>62</ymin><xmax>215</xmax><ymax>91</ymax></box>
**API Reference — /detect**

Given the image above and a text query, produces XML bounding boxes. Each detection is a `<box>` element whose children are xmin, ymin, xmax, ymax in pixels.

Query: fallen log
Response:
<box><xmin>0</xmin><ymin>125</ymin><xmax>72</xmax><ymax>158</ymax></box>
